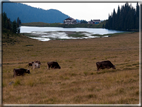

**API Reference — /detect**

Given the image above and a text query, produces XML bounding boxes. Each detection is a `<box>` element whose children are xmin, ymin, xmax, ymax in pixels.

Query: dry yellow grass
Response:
<box><xmin>2</xmin><ymin>32</ymin><xmax>139</xmax><ymax>104</ymax></box>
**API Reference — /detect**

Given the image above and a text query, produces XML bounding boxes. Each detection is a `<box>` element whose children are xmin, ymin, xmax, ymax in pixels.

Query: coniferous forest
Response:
<box><xmin>2</xmin><ymin>12</ymin><xmax>21</xmax><ymax>33</ymax></box>
<box><xmin>105</xmin><ymin>2</ymin><xmax>139</xmax><ymax>31</ymax></box>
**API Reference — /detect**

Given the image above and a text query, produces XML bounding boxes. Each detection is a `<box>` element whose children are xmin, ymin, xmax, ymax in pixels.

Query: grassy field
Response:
<box><xmin>2</xmin><ymin>32</ymin><xmax>139</xmax><ymax>104</ymax></box>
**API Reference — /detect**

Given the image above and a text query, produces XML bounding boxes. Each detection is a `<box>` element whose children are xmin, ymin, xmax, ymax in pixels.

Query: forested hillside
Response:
<box><xmin>2</xmin><ymin>12</ymin><xmax>21</xmax><ymax>33</ymax></box>
<box><xmin>105</xmin><ymin>2</ymin><xmax>139</xmax><ymax>31</ymax></box>
<box><xmin>2</xmin><ymin>2</ymin><xmax>70</xmax><ymax>23</ymax></box>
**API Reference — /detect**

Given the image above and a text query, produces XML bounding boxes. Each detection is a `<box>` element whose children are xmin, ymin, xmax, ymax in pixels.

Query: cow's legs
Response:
<box><xmin>13</xmin><ymin>70</ymin><xmax>16</xmax><ymax>77</ymax></box>
<box><xmin>97</xmin><ymin>67</ymin><xmax>99</xmax><ymax>71</ymax></box>
<box><xmin>47</xmin><ymin>65</ymin><xmax>50</xmax><ymax>70</ymax></box>
<box><xmin>33</xmin><ymin>65</ymin><xmax>36</xmax><ymax>70</ymax></box>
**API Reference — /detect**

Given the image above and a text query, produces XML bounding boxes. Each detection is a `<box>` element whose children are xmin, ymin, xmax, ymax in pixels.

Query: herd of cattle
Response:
<box><xmin>13</xmin><ymin>60</ymin><xmax>116</xmax><ymax>77</ymax></box>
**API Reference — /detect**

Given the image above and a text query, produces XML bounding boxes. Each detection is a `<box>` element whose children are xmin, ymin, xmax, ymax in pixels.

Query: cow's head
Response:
<box><xmin>38</xmin><ymin>61</ymin><xmax>41</xmax><ymax>64</ymax></box>
<box><xmin>112</xmin><ymin>65</ymin><xmax>116</xmax><ymax>69</ymax></box>
<box><xmin>29</xmin><ymin>62</ymin><xmax>34</xmax><ymax>66</ymax></box>
<box><xmin>26</xmin><ymin>69</ymin><xmax>30</xmax><ymax>74</ymax></box>
<box><xmin>55</xmin><ymin>65</ymin><xmax>61</xmax><ymax>69</ymax></box>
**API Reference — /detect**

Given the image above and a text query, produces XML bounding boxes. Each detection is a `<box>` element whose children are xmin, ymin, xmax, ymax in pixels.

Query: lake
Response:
<box><xmin>20</xmin><ymin>26</ymin><xmax>125</xmax><ymax>41</ymax></box>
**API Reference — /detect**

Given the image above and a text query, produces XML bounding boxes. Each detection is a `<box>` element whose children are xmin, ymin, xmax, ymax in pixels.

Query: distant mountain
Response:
<box><xmin>0</xmin><ymin>0</ymin><xmax>9</xmax><ymax>13</ymax></box>
<box><xmin>2</xmin><ymin>2</ymin><xmax>70</xmax><ymax>23</ymax></box>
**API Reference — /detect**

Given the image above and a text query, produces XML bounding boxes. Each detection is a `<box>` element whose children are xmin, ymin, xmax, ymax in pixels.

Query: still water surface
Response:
<box><xmin>20</xmin><ymin>26</ymin><xmax>125</xmax><ymax>41</ymax></box>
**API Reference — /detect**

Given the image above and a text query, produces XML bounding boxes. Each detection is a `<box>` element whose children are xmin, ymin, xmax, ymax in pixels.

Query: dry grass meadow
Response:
<box><xmin>2</xmin><ymin>32</ymin><xmax>139</xmax><ymax>104</ymax></box>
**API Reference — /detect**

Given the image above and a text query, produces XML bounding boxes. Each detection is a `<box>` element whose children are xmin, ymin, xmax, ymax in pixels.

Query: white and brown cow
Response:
<box><xmin>28</xmin><ymin>61</ymin><xmax>41</xmax><ymax>69</ymax></box>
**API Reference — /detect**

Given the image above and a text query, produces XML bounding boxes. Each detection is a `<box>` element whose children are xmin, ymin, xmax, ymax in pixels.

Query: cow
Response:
<box><xmin>29</xmin><ymin>61</ymin><xmax>41</xmax><ymax>66</ymax></box>
<box><xmin>28</xmin><ymin>61</ymin><xmax>41</xmax><ymax>69</ymax></box>
<box><xmin>47</xmin><ymin>61</ymin><xmax>61</xmax><ymax>69</ymax></box>
<box><xmin>13</xmin><ymin>68</ymin><xmax>30</xmax><ymax>77</ymax></box>
<box><xmin>96</xmin><ymin>60</ymin><xmax>116</xmax><ymax>71</ymax></box>
<box><xmin>32</xmin><ymin>62</ymin><xmax>40</xmax><ymax>69</ymax></box>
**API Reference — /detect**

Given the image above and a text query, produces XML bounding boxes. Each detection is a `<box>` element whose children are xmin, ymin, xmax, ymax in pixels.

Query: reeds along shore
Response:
<box><xmin>2</xmin><ymin>32</ymin><xmax>139</xmax><ymax>104</ymax></box>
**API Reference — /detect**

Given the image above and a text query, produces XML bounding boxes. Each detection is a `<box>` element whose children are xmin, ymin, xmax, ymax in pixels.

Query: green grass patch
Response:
<box><xmin>26</xmin><ymin>80</ymin><xmax>36</xmax><ymax>87</ymax></box>
<box><xmin>13</xmin><ymin>79</ymin><xmax>21</xmax><ymax>86</ymax></box>
<box><xmin>68</xmin><ymin>32</ymin><xmax>87</xmax><ymax>37</ymax></box>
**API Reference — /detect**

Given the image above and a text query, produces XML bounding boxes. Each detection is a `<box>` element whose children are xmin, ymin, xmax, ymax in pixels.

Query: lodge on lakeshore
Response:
<box><xmin>88</xmin><ymin>19</ymin><xmax>101</xmax><ymax>24</ymax></box>
<box><xmin>63</xmin><ymin>17</ymin><xmax>77</xmax><ymax>24</ymax></box>
<box><xmin>63</xmin><ymin>18</ymin><xmax>101</xmax><ymax>24</ymax></box>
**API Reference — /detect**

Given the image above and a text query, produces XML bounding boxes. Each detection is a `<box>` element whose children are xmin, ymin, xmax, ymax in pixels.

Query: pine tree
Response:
<box><xmin>17</xmin><ymin>17</ymin><xmax>21</xmax><ymax>33</ymax></box>
<box><xmin>105</xmin><ymin>2</ymin><xmax>139</xmax><ymax>31</ymax></box>
<box><xmin>116</xmin><ymin>6</ymin><xmax>121</xmax><ymax>30</ymax></box>
<box><xmin>12</xmin><ymin>20</ymin><xmax>17</xmax><ymax>33</ymax></box>
<box><xmin>7</xmin><ymin>18</ymin><xmax>11</xmax><ymax>30</ymax></box>
<box><xmin>112</xmin><ymin>9</ymin><xmax>116</xmax><ymax>29</ymax></box>
<box><xmin>2</xmin><ymin>12</ymin><xmax>7</xmax><ymax>28</ymax></box>
<box><xmin>135</xmin><ymin>2</ymin><xmax>139</xmax><ymax>29</ymax></box>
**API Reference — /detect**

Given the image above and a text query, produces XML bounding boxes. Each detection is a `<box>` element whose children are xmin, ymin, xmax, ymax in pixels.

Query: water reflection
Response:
<box><xmin>20</xmin><ymin>26</ymin><xmax>125</xmax><ymax>41</ymax></box>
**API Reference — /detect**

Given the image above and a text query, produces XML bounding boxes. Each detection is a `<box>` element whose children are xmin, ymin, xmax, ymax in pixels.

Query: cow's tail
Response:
<box><xmin>13</xmin><ymin>69</ymin><xmax>15</xmax><ymax>77</ymax></box>
<box><xmin>96</xmin><ymin>62</ymin><xmax>100</xmax><ymax>71</ymax></box>
<box><xmin>47</xmin><ymin>62</ymin><xmax>50</xmax><ymax>70</ymax></box>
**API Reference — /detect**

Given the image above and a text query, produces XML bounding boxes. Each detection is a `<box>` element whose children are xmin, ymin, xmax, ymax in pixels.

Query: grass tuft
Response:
<box><xmin>26</xmin><ymin>80</ymin><xmax>36</xmax><ymax>87</ymax></box>
<box><xmin>13</xmin><ymin>79</ymin><xmax>21</xmax><ymax>86</ymax></box>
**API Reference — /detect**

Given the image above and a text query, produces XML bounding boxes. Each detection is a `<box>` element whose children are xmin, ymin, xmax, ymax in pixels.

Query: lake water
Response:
<box><xmin>20</xmin><ymin>26</ymin><xmax>125</xmax><ymax>41</ymax></box>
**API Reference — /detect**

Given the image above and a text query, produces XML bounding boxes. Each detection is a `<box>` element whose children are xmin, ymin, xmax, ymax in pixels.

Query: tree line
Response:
<box><xmin>105</xmin><ymin>2</ymin><xmax>139</xmax><ymax>31</ymax></box>
<box><xmin>2</xmin><ymin>12</ymin><xmax>21</xmax><ymax>33</ymax></box>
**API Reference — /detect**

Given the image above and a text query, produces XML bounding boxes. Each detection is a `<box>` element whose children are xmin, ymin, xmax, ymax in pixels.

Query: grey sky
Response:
<box><xmin>0</xmin><ymin>0</ymin><xmax>139</xmax><ymax>21</ymax></box>
<box><xmin>22</xmin><ymin>2</ymin><xmax>137</xmax><ymax>21</ymax></box>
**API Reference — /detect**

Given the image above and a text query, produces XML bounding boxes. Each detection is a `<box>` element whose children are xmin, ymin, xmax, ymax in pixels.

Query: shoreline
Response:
<box><xmin>21</xmin><ymin>31</ymin><xmax>133</xmax><ymax>42</ymax></box>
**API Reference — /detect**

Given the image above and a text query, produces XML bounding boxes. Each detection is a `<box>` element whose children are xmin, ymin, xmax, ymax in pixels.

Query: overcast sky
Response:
<box><xmin>22</xmin><ymin>2</ymin><xmax>137</xmax><ymax>21</ymax></box>
<box><xmin>1</xmin><ymin>0</ymin><xmax>139</xmax><ymax>21</ymax></box>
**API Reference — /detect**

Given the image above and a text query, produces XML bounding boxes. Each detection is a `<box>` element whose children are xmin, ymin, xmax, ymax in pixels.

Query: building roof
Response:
<box><xmin>93</xmin><ymin>19</ymin><xmax>100</xmax><ymax>22</ymax></box>
<box><xmin>65</xmin><ymin>17</ymin><xmax>75</xmax><ymax>20</ymax></box>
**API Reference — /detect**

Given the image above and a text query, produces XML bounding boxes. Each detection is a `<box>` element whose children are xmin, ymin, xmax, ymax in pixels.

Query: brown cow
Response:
<box><xmin>13</xmin><ymin>68</ymin><xmax>30</xmax><ymax>77</ymax></box>
<box><xmin>47</xmin><ymin>61</ymin><xmax>61</xmax><ymax>69</ymax></box>
<box><xmin>96</xmin><ymin>60</ymin><xmax>116</xmax><ymax>71</ymax></box>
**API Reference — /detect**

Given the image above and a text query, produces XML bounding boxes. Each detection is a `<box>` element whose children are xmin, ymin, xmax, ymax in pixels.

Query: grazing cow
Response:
<box><xmin>13</xmin><ymin>68</ymin><xmax>30</xmax><ymax>77</ymax></box>
<box><xmin>96</xmin><ymin>60</ymin><xmax>116</xmax><ymax>71</ymax></box>
<box><xmin>47</xmin><ymin>61</ymin><xmax>61</xmax><ymax>69</ymax></box>
<box><xmin>32</xmin><ymin>62</ymin><xmax>40</xmax><ymax>69</ymax></box>
<box><xmin>29</xmin><ymin>61</ymin><xmax>41</xmax><ymax>66</ymax></box>
<box><xmin>28</xmin><ymin>61</ymin><xmax>41</xmax><ymax>69</ymax></box>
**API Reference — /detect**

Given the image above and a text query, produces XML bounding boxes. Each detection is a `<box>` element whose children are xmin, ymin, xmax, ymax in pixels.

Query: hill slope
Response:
<box><xmin>2</xmin><ymin>2</ymin><xmax>70</xmax><ymax>23</ymax></box>
<box><xmin>3</xmin><ymin>32</ymin><xmax>139</xmax><ymax>104</ymax></box>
